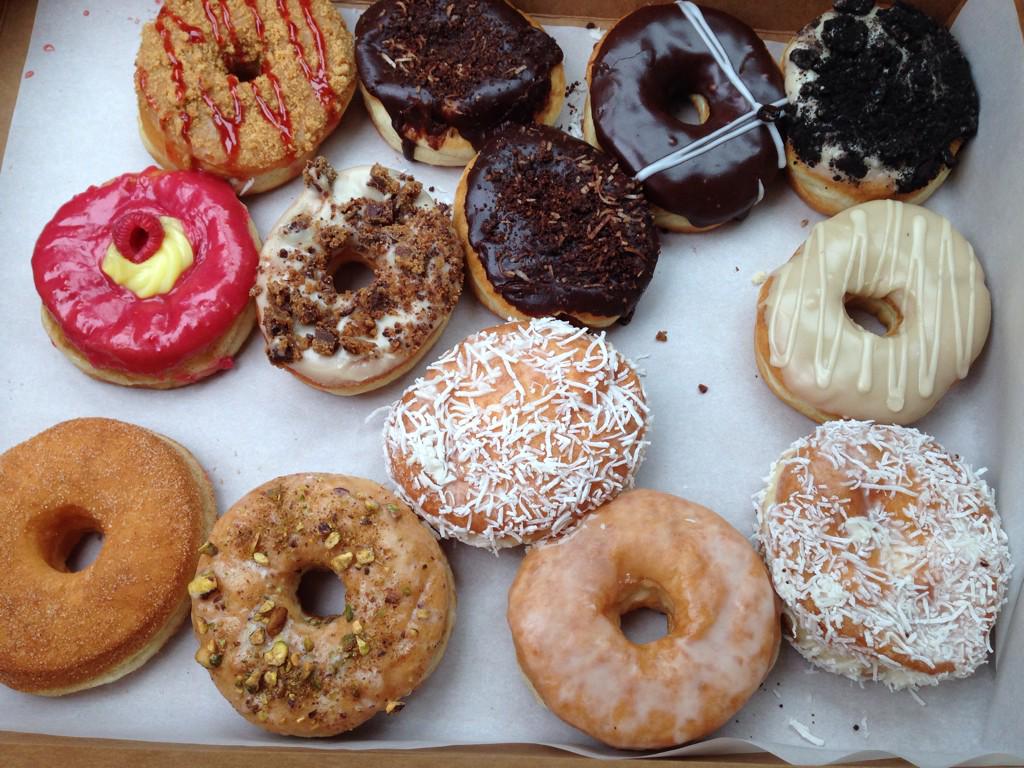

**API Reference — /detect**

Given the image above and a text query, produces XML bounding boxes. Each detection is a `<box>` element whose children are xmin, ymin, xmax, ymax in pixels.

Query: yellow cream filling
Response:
<box><xmin>102</xmin><ymin>216</ymin><xmax>194</xmax><ymax>298</ymax></box>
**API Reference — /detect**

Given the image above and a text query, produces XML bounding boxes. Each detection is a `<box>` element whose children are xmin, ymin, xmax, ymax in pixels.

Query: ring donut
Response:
<box><xmin>135</xmin><ymin>0</ymin><xmax>357</xmax><ymax>194</ymax></box>
<box><xmin>255</xmin><ymin>159</ymin><xmax>463</xmax><ymax>395</ymax></box>
<box><xmin>508</xmin><ymin>490</ymin><xmax>780</xmax><ymax>749</ymax></box>
<box><xmin>584</xmin><ymin>3</ymin><xmax>786</xmax><ymax>232</ymax></box>
<box><xmin>32</xmin><ymin>168</ymin><xmax>261</xmax><ymax>389</ymax></box>
<box><xmin>755</xmin><ymin>200</ymin><xmax>991</xmax><ymax>424</ymax></box>
<box><xmin>0</xmin><ymin>418</ymin><xmax>215</xmax><ymax>695</ymax></box>
<box><xmin>189</xmin><ymin>473</ymin><xmax>455</xmax><ymax>736</ymax></box>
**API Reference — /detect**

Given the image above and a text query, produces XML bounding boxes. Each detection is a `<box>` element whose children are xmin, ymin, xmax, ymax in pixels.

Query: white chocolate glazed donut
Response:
<box><xmin>755</xmin><ymin>200</ymin><xmax>990</xmax><ymax>424</ymax></box>
<box><xmin>508</xmin><ymin>490</ymin><xmax>780</xmax><ymax>750</ymax></box>
<box><xmin>755</xmin><ymin>421</ymin><xmax>1012</xmax><ymax>690</ymax></box>
<box><xmin>255</xmin><ymin>160</ymin><xmax>463</xmax><ymax>395</ymax></box>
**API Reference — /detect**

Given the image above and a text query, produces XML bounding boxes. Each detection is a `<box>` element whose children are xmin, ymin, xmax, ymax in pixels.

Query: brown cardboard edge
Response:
<box><xmin>0</xmin><ymin>0</ymin><xmax>1020</xmax><ymax>764</ymax></box>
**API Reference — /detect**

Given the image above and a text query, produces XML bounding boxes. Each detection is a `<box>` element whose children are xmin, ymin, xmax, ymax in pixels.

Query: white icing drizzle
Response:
<box><xmin>755</xmin><ymin>420</ymin><xmax>1013</xmax><ymax>690</ymax></box>
<box><xmin>765</xmin><ymin>200</ymin><xmax>990</xmax><ymax>423</ymax></box>
<box><xmin>633</xmin><ymin>2</ymin><xmax>787</xmax><ymax>182</ymax></box>
<box><xmin>383</xmin><ymin>318</ymin><xmax>649</xmax><ymax>551</ymax></box>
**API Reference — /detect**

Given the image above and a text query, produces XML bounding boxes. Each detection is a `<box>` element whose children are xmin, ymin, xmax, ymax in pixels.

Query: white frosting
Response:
<box><xmin>755</xmin><ymin>420</ymin><xmax>1012</xmax><ymax>690</ymax></box>
<box><xmin>765</xmin><ymin>200</ymin><xmax>990</xmax><ymax>423</ymax></box>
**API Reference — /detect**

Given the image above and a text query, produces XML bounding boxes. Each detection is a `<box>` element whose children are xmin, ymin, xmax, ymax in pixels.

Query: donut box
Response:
<box><xmin>0</xmin><ymin>1</ymin><xmax>1022</xmax><ymax>767</ymax></box>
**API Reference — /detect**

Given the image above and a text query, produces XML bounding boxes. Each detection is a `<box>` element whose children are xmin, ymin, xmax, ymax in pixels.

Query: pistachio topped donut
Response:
<box><xmin>135</xmin><ymin>0</ymin><xmax>357</xmax><ymax>194</ymax></box>
<box><xmin>189</xmin><ymin>474</ymin><xmax>455</xmax><ymax>736</ymax></box>
<box><xmin>255</xmin><ymin>159</ymin><xmax>464</xmax><ymax>395</ymax></box>
<box><xmin>355</xmin><ymin>0</ymin><xmax>565</xmax><ymax>165</ymax></box>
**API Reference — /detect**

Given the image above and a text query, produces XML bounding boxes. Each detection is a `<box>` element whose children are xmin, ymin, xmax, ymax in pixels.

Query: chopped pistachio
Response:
<box><xmin>256</xmin><ymin>599</ymin><xmax>275</xmax><ymax>614</ymax></box>
<box><xmin>385</xmin><ymin>503</ymin><xmax>400</xmax><ymax>518</ymax></box>
<box><xmin>416</xmin><ymin>609</ymin><xmax>430</xmax><ymax>620</ymax></box>
<box><xmin>323</xmin><ymin>530</ymin><xmax>341</xmax><ymax>549</ymax></box>
<box><xmin>187</xmin><ymin>573</ymin><xmax>217</xmax><ymax>598</ymax></box>
<box><xmin>195</xmin><ymin>617</ymin><xmax>209</xmax><ymax>635</ymax></box>
<box><xmin>289</xmin><ymin>652</ymin><xmax>301</xmax><ymax>668</ymax></box>
<box><xmin>356</xmin><ymin>637</ymin><xmax>370</xmax><ymax>656</ymax></box>
<box><xmin>195</xmin><ymin>647</ymin><xmax>221</xmax><ymax>669</ymax></box>
<box><xmin>331</xmin><ymin>551</ymin><xmax>354</xmax><ymax>571</ymax></box>
<box><xmin>409</xmin><ymin>626</ymin><xmax>419</xmax><ymax>637</ymax></box>
<box><xmin>364</xmin><ymin>499</ymin><xmax>380</xmax><ymax>512</ymax></box>
<box><xmin>250</xmin><ymin>629</ymin><xmax>266</xmax><ymax>645</ymax></box>
<box><xmin>253</xmin><ymin>551</ymin><xmax>269</xmax><ymax>565</ymax></box>
<box><xmin>265</xmin><ymin>640</ymin><xmax>288</xmax><ymax>666</ymax></box>
<box><xmin>341</xmin><ymin>633</ymin><xmax>356</xmax><ymax>651</ymax></box>
<box><xmin>244</xmin><ymin>669</ymin><xmax>262</xmax><ymax>693</ymax></box>
<box><xmin>303</xmin><ymin>636</ymin><xmax>314</xmax><ymax>652</ymax></box>
<box><xmin>351</xmin><ymin>620</ymin><xmax>364</xmax><ymax>636</ymax></box>
<box><xmin>257</xmin><ymin>710</ymin><xmax>269</xmax><ymax>722</ymax></box>
<box><xmin>300</xmin><ymin>662</ymin><xmax>314</xmax><ymax>681</ymax></box>
<box><xmin>402</xmin><ymin>586</ymin><xmax>411</xmax><ymax>597</ymax></box>
<box><xmin>355</xmin><ymin>548</ymin><xmax>375</xmax><ymax>565</ymax></box>
<box><xmin>385</xmin><ymin>700</ymin><xmax>405</xmax><ymax>715</ymax></box>
<box><xmin>263</xmin><ymin>669</ymin><xmax>278</xmax><ymax>687</ymax></box>
<box><xmin>197</xmin><ymin>541</ymin><xmax>218</xmax><ymax>557</ymax></box>
<box><xmin>343</xmin><ymin>604</ymin><xmax>354</xmax><ymax>622</ymax></box>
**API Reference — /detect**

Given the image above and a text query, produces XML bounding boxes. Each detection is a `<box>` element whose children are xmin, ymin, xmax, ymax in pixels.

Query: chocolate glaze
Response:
<box><xmin>355</xmin><ymin>0</ymin><xmax>563</xmax><ymax>160</ymax></box>
<box><xmin>464</xmin><ymin>123</ymin><xmax>659</xmax><ymax>323</ymax></box>
<box><xmin>588</xmin><ymin>4</ymin><xmax>785</xmax><ymax>229</ymax></box>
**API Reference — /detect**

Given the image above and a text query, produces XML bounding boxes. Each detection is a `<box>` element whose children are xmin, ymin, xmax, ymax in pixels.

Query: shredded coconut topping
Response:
<box><xmin>755</xmin><ymin>420</ymin><xmax>1012</xmax><ymax>690</ymax></box>
<box><xmin>383</xmin><ymin>318</ymin><xmax>649</xmax><ymax>550</ymax></box>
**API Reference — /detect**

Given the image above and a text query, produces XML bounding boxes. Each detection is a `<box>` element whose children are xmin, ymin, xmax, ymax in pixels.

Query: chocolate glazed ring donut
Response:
<box><xmin>455</xmin><ymin>124</ymin><xmax>659</xmax><ymax>327</ymax></box>
<box><xmin>356</xmin><ymin>0</ymin><xmax>565</xmax><ymax>166</ymax></box>
<box><xmin>584</xmin><ymin>3</ymin><xmax>786</xmax><ymax>233</ymax></box>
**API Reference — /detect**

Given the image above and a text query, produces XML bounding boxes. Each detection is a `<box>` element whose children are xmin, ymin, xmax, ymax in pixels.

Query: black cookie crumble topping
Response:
<box><xmin>787</xmin><ymin>0</ymin><xmax>979</xmax><ymax>192</ymax></box>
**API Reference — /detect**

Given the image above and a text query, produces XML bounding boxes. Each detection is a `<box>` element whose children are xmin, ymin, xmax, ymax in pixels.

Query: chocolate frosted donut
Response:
<box><xmin>454</xmin><ymin>124</ymin><xmax>659</xmax><ymax>327</ymax></box>
<box><xmin>585</xmin><ymin>3</ymin><xmax>786</xmax><ymax>232</ymax></box>
<box><xmin>783</xmin><ymin>1</ymin><xmax>979</xmax><ymax>214</ymax></box>
<box><xmin>356</xmin><ymin>0</ymin><xmax>564</xmax><ymax>166</ymax></box>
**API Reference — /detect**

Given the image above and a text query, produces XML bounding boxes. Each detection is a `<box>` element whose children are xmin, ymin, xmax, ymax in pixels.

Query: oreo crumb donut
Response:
<box><xmin>136</xmin><ymin>0</ymin><xmax>357</xmax><ymax>195</ymax></box>
<box><xmin>454</xmin><ymin>124</ymin><xmax>659</xmax><ymax>327</ymax></box>
<box><xmin>356</xmin><ymin>0</ymin><xmax>564</xmax><ymax>166</ymax></box>
<box><xmin>783</xmin><ymin>0</ymin><xmax>979</xmax><ymax>215</ymax></box>
<box><xmin>254</xmin><ymin>159</ymin><xmax>463</xmax><ymax>395</ymax></box>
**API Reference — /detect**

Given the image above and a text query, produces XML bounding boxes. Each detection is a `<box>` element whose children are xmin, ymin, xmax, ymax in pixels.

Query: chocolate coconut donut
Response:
<box><xmin>783</xmin><ymin>0</ymin><xmax>980</xmax><ymax>215</ymax></box>
<box><xmin>584</xmin><ymin>3</ymin><xmax>786</xmax><ymax>233</ymax></box>
<box><xmin>356</xmin><ymin>0</ymin><xmax>564</xmax><ymax>166</ymax></box>
<box><xmin>454</xmin><ymin>124</ymin><xmax>659</xmax><ymax>327</ymax></box>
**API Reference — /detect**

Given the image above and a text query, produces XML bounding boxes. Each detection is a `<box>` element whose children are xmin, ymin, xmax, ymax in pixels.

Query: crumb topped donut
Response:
<box><xmin>384</xmin><ymin>318</ymin><xmax>649</xmax><ymax>550</ymax></box>
<box><xmin>355</xmin><ymin>0</ymin><xmax>564</xmax><ymax>165</ymax></box>
<box><xmin>783</xmin><ymin>0</ymin><xmax>979</xmax><ymax>214</ymax></box>
<box><xmin>189</xmin><ymin>474</ymin><xmax>454</xmax><ymax>736</ymax></box>
<box><xmin>755</xmin><ymin>421</ymin><xmax>1012</xmax><ymax>689</ymax></box>
<box><xmin>135</xmin><ymin>0</ymin><xmax>357</xmax><ymax>194</ymax></box>
<box><xmin>455</xmin><ymin>123</ymin><xmax>659</xmax><ymax>327</ymax></box>
<box><xmin>0</xmin><ymin>418</ymin><xmax>215</xmax><ymax>695</ymax></box>
<box><xmin>254</xmin><ymin>159</ymin><xmax>463</xmax><ymax>395</ymax></box>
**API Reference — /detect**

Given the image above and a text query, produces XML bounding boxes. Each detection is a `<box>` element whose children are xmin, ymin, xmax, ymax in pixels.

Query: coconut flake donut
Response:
<box><xmin>355</xmin><ymin>0</ymin><xmax>564</xmax><ymax>166</ymax></box>
<box><xmin>0</xmin><ymin>418</ymin><xmax>215</xmax><ymax>695</ymax></box>
<box><xmin>508</xmin><ymin>490</ymin><xmax>781</xmax><ymax>750</ymax></box>
<box><xmin>32</xmin><ymin>167</ymin><xmax>260</xmax><ymax>389</ymax></box>
<box><xmin>135</xmin><ymin>0</ymin><xmax>357</xmax><ymax>195</ymax></box>
<box><xmin>255</xmin><ymin>159</ymin><xmax>463</xmax><ymax>395</ymax></box>
<box><xmin>755</xmin><ymin>200</ymin><xmax>990</xmax><ymax>424</ymax></box>
<box><xmin>384</xmin><ymin>318</ymin><xmax>649</xmax><ymax>550</ymax></box>
<box><xmin>783</xmin><ymin>0</ymin><xmax>979</xmax><ymax>215</ymax></box>
<box><xmin>755</xmin><ymin>420</ymin><xmax>1012</xmax><ymax>689</ymax></box>
<box><xmin>188</xmin><ymin>473</ymin><xmax>455</xmax><ymax>736</ymax></box>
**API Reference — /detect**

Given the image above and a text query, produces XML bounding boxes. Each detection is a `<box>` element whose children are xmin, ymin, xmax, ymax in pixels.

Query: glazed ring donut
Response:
<box><xmin>189</xmin><ymin>473</ymin><xmax>455</xmax><ymax>736</ymax></box>
<box><xmin>454</xmin><ymin>123</ymin><xmax>660</xmax><ymax>327</ymax></box>
<box><xmin>584</xmin><ymin>2</ymin><xmax>786</xmax><ymax>232</ymax></box>
<box><xmin>783</xmin><ymin>1</ymin><xmax>978</xmax><ymax>215</ymax></box>
<box><xmin>255</xmin><ymin>159</ymin><xmax>463</xmax><ymax>395</ymax></box>
<box><xmin>508</xmin><ymin>490</ymin><xmax>781</xmax><ymax>750</ymax></box>
<box><xmin>355</xmin><ymin>0</ymin><xmax>564</xmax><ymax>166</ymax></box>
<box><xmin>755</xmin><ymin>200</ymin><xmax>990</xmax><ymax>424</ymax></box>
<box><xmin>135</xmin><ymin>0</ymin><xmax>357</xmax><ymax>195</ymax></box>
<box><xmin>32</xmin><ymin>168</ymin><xmax>260</xmax><ymax>389</ymax></box>
<box><xmin>755</xmin><ymin>420</ymin><xmax>1012</xmax><ymax>689</ymax></box>
<box><xmin>0</xmin><ymin>418</ymin><xmax>215</xmax><ymax>695</ymax></box>
<box><xmin>384</xmin><ymin>318</ymin><xmax>649</xmax><ymax>550</ymax></box>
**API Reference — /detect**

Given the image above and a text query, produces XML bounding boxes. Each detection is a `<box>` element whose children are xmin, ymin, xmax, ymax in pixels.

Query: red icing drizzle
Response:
<box><xmin>277</xmin><ymin>0</ymin><xmax>334</xmax><ymax>115</ymax></box>
<box><xmin>243</xmin><ymin>0</ymin><xmax>265</xmax><ymax>41</ymax></box>
<box><xmin>251</xmin><ymin>62</ymin><xmax>295</xmax><ymax>153</ymax></box>
<box><xmin>32</xmin><ymin>168</ymin><xmax>259</xmax><ymax>376</ymax></box>
<box><xmin>202</xmin><ymin>75</ymin><xmax>244</xmax><ymax>163</ymax></box>
<box><xmin>202</xmin><ymin>0</ymin><xmax>239</xmax><ymax>49</ymax></box>
<box><xmin>155</xmin><ymin>8</ymin><xmax>204</xmax><ymax>149</ymax></box>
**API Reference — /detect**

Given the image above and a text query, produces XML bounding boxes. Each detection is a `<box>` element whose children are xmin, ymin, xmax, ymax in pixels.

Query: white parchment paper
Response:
<box><xmin>0</xmin><ymin>2</ymin><xmax>1021</xmax><ymax>765</ymax></box>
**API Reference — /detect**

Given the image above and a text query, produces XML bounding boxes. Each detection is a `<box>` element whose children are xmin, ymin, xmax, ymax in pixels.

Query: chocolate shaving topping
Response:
<box><xmin>787</xmin><ymin>1</ymin><xmax>979</xmax><ymax>192</ymax></box>
<box><xmin>464</xmin><ymin>123</ymin><xmax>659</xmax><ymax>322</ymax></box>
<box><xmin>355</xmin><ymin>0</ymin><xmax>563</xmax><ymax>158</ymax></box>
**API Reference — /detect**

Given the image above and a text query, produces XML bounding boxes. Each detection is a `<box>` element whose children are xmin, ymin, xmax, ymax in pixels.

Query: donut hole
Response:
<box><xmin>327</xmin><ymin>251</ymin><xmax>376</xmax><ymax>294</ymax></box>
<box><xmin>668</xmin><ymin>92</ymin><xmax>711</xmax><ymax>127</ymax></box>
<box><xmin>224</xmin><ymin>55</ymin><xmax>262</xmax><ymax>84</ymax></box>
<box><xmin>620</xmin><ymin>608</ymin><xmax>669</xmax><ymax>645</ymax></box>
<box><xmin>36</xmin><ymin>507</ymin><xmax>104</xmax><ymax>573</ymax></box>
<box><xmin>844</xmin><ymin>294</ymin><xmax>903</xmax><ymax>337</ymax></box>
<box><xmin>65</xmin><ymin>531</ymin><xmax>104</xmax><ymax>572</ymax></box>
<box><xmin>297</xmin><ymin>568</ymin><xmax>348</xmax><ymax>619</ymax></box>
<box><xmin>613</xmin><ymin>580</ymin><xmax>672</xmax><ymax>645</ymax></box>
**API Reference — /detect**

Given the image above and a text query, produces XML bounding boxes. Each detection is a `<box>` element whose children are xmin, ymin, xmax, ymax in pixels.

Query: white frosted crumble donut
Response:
<box><xmin>189</xmin><ymin>473</ymin><xmax>455</xmax><ymax>736</ymax></box>
<box><xmin>755</xmin><ymin>420</ymin><xmax>1012</xmax><ymax>690</ymax></box>
<box><xmin>508</xmin><ymin>490</ymin><xmax>781</xmax><ymax>750</ymax></box>
<box><xmin>755</xmin><ymin>200</ymin><xmax>990</xmax><ymax>424</ymax></box>
<box><xmin>255</xmin><ymin>159</ymin><xmax>463</xmax><ymax>395</ymax></box>
<box><xmin>384</xmin><ymin>318</ymin><xmax>649</xmax><ymax>550</ymax></box>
